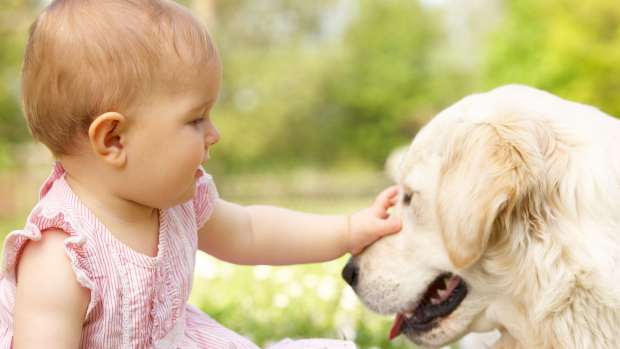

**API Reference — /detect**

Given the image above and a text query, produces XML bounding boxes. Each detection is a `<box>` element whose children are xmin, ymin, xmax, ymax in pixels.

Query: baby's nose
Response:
<box><xmin>204</xmin><ymin>122</ymin><xmax>220</xmax><ymax>146</ymax></box>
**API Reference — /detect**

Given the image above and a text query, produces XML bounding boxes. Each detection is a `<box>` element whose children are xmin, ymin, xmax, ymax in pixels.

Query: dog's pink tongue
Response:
<box><xmin>389</xmin><ymin>313</ymin><xmax>405</xmax><ymax>340</ymax></box>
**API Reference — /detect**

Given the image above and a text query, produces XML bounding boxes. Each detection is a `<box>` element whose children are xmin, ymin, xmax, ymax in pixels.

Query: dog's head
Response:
<box><xmin>343</xmin><ymin>85</ymin><xmax>580</xmax><ymax>347</ymax></box>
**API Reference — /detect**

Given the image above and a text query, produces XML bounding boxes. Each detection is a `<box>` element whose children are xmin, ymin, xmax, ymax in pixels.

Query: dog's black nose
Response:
<box><xmin>342</xmin><ymin>259</ymin><xmax>359</xmax><ymax>287</ymax></box>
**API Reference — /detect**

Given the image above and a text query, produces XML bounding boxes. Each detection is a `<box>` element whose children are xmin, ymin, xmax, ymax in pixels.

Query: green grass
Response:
<box><xmin>189</xmin><ymin>255</ymin><xmax>417</xmax><ymax>348</ymax></box>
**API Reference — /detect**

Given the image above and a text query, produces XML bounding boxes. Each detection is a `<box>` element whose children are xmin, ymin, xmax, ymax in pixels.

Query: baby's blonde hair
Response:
<box><xmin>22</xmin><ymin>0</ymin><xmax>216</xmax><ymax>156</ymax></box>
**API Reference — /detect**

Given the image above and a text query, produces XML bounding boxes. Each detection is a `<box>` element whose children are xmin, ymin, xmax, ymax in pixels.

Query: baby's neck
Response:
<box><xmin>60</xmin><ymin>157</ymin><xmax>161</xmax><ymax>257</ymax></box>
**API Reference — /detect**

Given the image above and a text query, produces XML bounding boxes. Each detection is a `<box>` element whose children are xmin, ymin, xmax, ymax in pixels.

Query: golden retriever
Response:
<box><xmin>342</xmin><ymin>85</ymin><xmax>620</xmax><ymax>348</ymax></box>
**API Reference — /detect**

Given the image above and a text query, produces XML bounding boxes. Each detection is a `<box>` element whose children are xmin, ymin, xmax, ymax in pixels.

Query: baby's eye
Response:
<box><xmin>189</xmin><ymin>117</ymin><xmax>205</xmax><ymax>126</ymax></box>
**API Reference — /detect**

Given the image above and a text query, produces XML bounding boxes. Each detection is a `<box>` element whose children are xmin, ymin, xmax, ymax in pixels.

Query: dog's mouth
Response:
<box><xmin>389</xmin><ymin>273</ymin><xmax>468</xmax><ymax>340</ymax></box>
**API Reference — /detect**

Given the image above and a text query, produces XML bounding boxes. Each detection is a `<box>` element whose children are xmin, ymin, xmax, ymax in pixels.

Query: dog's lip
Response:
<box><xmin>389</xmin><ymin>273</ymin><xmax>468</xmax><ymax>340</ymax></box>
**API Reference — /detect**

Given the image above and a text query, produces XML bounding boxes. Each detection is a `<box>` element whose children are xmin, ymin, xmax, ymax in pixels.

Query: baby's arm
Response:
<box><xmin>198</xmin><ymin>187</ymin><xmax>401</xmax><ymax>265</ymax></box>
<box><xmin>13</xmin><ymin>229</ymin><xmax>89</xmax><ymax>349</ymax></box>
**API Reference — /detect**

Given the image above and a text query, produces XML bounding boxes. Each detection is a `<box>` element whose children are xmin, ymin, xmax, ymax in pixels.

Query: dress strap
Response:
<box><xmin>39</xmin><ymin>161</ymin><xmax>66</xmax><ymax>199</ymax></box>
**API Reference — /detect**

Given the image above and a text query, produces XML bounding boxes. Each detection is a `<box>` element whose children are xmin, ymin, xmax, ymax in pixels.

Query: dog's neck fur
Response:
<box><xmin>482</xmin><ymin>218</ymin><xmax>620</xmax><ymax>349</ymax></box>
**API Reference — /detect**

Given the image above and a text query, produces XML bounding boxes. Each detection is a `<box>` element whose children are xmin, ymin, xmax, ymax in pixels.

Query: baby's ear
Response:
<box><xmin>88</xmin><ymin>112</ymin><xmax>128</xmax><ymax>167</ymax></box>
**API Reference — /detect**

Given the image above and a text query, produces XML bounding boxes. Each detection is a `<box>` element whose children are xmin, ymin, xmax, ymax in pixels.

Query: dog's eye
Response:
<box><xmin>403</xmin><ymin>192</ymin><xmax>413</xmax><ymax>205</ymax></box>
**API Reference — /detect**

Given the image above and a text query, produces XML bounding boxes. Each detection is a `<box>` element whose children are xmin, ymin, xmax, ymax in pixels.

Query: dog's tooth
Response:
<box><xmin>437</xmin><ymin>289</ymin><xmax>449</xmax><ymax>300</ymax></box>
<box><xmin>430</xmin><ymin>296</ymin><xmax>442</xmax><ymax>305</ymax></box>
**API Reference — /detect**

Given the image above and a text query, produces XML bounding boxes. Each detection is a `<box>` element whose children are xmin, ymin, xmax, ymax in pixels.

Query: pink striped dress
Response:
<box><xmin>0</xmin><ymin>163</ymin><xmax>356</xmax><ymax>348</ymax></box>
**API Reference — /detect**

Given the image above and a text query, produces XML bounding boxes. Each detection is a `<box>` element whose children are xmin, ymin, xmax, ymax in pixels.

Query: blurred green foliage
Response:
<box><xmin>189</xmin><ymin>257</ymin><xmax>416</xmax><ymax>348</ymax></box>
<box><xmin>0</xmin><ymin>1</ymin><xmax>31</xmax><ymax>148</ymax></box>
<box><xmin>283</xmin><ymin>0</ymin><xmax>438</xmax><ymax>168</ymax></box>
<box><xmin>210</xmin><ymin>0</ymin><xmax>470</xmax><ymax>174</ymax></box>
<box><xmin>483</xmin><ymin>0</ymin><xmax>620</xmax><ymax>116</ymax></box>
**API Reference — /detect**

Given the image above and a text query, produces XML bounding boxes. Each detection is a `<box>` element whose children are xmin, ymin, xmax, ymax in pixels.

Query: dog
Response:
<box><xmin>342</xmin><ymin>85</ymin><xmax>620</xmax><ymax>348</ymax></box>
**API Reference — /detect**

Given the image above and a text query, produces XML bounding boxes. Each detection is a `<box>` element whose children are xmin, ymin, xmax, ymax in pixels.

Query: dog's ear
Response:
<box><xmin>385</xmin><ymin>146</ymin><xmax>409</xmax><ymax>183</ymax></box>
<box><xmin>437</xmin><ymin>121</ymin><xmax>543</xmax><ymax>270</ymax></box>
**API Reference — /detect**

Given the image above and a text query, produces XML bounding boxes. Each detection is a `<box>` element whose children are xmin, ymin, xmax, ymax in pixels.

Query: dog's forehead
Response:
<box><xmin>406</xmin><ymin>109</ymin><xmax>469</xmax><ymax>162</ymax></box>
<box><xmin>400</xmin><ymin>151</ymin><xmax>442</xmax><ymax>192</ymax></box>
<box><xmin>398</xmin><ymin>89</ymin><xmax>506</xmax><ymax>185</ymax></box>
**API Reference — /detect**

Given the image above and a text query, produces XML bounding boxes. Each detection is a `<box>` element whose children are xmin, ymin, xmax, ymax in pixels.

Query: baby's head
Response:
<box><xmin>23</xmin><ymin>0</ymin><xmax>221</xmax><ymax>207</ymax></box>
<box><xmin>23</xmin><ymin>0</ymin><xmax>220</xmax><ymax>155</ymax></box>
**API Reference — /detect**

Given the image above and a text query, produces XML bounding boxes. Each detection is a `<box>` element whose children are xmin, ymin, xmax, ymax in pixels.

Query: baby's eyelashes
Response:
<box><xmin>189</xmin><ymin>117</ymin><xmax>205</xmax><ymax>127</ymax></box>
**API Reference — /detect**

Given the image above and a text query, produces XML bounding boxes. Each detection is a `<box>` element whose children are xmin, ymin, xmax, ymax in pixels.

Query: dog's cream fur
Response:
<box><xmin>351</xmin><ymin>85</ymin><xmax>620</xmax><ymax>348</ymax></box>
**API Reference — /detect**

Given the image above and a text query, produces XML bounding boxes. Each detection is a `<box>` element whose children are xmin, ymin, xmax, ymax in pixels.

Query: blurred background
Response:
<box><xmin>1</xmin><ymin>0</ymin><xmax>619</xmax><ymax>348</ymax></box>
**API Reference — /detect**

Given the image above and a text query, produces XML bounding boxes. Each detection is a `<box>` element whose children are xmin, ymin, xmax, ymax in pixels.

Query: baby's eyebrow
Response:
<box><xmin>187</xmin><ymin>99</ymin><xmax>215</xmax><ymax>115</ymax></box>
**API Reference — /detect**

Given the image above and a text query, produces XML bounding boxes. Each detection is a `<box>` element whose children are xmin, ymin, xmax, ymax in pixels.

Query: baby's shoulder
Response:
<box><xmin>14</xmin><ymin>228</ymin><xmax>90</xmax><ymax>313</ymax></box>
<box><xmin>18</xmin><ymin>229</ymin><xmax>78</xmax><ymax>282</ymax></box>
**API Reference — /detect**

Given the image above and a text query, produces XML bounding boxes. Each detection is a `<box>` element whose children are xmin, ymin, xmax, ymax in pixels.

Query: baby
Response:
<box><xmin>0</xmin><ymin>1</ymin><xmax>401</xmax><ymax>348</ymax></box>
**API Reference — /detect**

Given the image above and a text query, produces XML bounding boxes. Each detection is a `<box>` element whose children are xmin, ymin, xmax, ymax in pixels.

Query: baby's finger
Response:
<box><xmin>373</xmin><ymin>186</ymin><xmax>400</xmax><ymax>214</ymax></box>
<box><xmin>379</xmin><ymin>215</ymin><xmax>402</xmax><ymax>235</ymax></box>
<box><xmin>389</xmin><ymin>194</ymin><xmax>399</xmax><ymax>205</ymax></box>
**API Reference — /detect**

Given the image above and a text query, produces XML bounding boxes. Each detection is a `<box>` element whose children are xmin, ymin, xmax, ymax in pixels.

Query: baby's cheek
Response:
<box><xmin>182</xmin><ymin>134</ymin><xmax>206</xmax><ymax>162</ymax></box>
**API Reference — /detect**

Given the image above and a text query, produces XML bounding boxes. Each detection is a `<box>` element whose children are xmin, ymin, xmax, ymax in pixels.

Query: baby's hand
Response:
<box><xmin>347</xmin><ymin>186</ymin><xmax>402</xmax><ymax>255</ymax></box>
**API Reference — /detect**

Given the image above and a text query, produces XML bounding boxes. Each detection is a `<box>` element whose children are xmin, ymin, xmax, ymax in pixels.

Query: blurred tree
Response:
<box><xmin>0</xmin><ymin>0</ymin><xmax>480</xmax><ymax>173</ymax></box>
<box><xmin>483</xmin><ymin>0</ymin><xmax>620</xmax><ymax>117</ymax></box>
<box><xmin>208</xmin><ymin>0</ymin><xmax>472</xmax><ymax>174</ymax></box>
<box><xmin>0</xmin><ymin>1</ymin><xmax>36</xmax><ymax>150</ymax></box>
<box><xmin>206</xmin><ymin>0</ymin><xmax>344</xmax><ymax>173</ymax></box>
<box><xmin>289</xmin><ymin>0</ymin><xmax>447</xmax><ymax>168</ymax></box>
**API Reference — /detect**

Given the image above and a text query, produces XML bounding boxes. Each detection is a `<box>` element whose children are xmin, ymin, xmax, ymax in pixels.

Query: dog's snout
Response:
<box><xmin>342</xmin><ymin>259</ymin><xmax>359</xmax><ymax>288</ymax></box>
